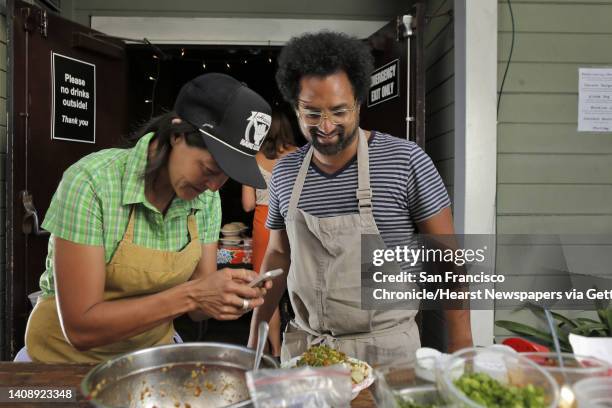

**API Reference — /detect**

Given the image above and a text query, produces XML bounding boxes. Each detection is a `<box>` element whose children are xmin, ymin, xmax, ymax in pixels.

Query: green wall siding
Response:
<box><xmin>495</xmin><ymin>0</ymin><xmax>612</xmax><ymax>339</ymax></box>
<box><xmin>497</xmin><ymin>0</ymin><xmax>612</xmax><ymax>235</ymax></box>
<box><xmin>424</xmin><ymin>0</ymin><xmax>455</xmax><ymax>202</ymax></box>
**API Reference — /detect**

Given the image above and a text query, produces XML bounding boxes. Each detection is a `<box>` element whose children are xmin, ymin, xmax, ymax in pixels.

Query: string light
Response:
<box><xmin>181</xmin><ymin>48</ymin><xmax>185</xmax><ymax>57</ymax></box>
<box><xmin>144</xmin><ymin>99</ymin><xmax>152</xmax><ymax>103</ymax></box>
<box><xmin>202</xmin><ymin>62</ymin><xmax>206</xmax><ymax>69</ymax></box>
<box><xmin>148</xmin><ymin>76</ymin><xmax>156</xmax><ymax>81</ymax></box>
<box><xmin>268</xmin><ymin>57</ymin><xmax>272</xmax><ymax>63</ymax></box>
<box><xmin>226</xmin><ymin>62</ymin><xmax>231</xmax><ymax>69</ymax></box>
<box><xmin>243</xmin><ymin>59</ymin><xmax>248</xmax><ymax>64</ymax></box>
<box><xmin>152</xmin><ymin>54</ymin><xmax>159</xmax><ymax>59</ymax></box>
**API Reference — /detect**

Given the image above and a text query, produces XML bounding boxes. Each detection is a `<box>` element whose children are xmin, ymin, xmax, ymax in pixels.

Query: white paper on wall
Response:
<box><xmin>578</xmin><ymin>68</ymin><xmax>612</xmax><ymax>132</ymax></box>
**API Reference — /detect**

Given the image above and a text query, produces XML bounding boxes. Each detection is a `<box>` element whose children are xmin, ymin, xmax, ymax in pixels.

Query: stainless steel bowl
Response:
<box><xmin>81</xmin><ymin>342</ymin><xmax>278</xmax><ymax>408</ymax></box>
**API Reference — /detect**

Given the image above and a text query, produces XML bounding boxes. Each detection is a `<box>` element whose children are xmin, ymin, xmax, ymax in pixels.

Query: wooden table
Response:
<box><xmin>0</xmin><ymin>363</ymin><xmax>376</xmax><ymax>407</ymax></box>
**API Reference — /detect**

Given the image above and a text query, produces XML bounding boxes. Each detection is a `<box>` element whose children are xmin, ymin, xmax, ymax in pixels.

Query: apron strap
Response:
<box><xmin>287</xmin><ymin>146</ymin><xmax>313</xmax><ymax>219</ymax></box>
<box><xmin>187</xmin><ymin>211</ymin><xmax>199</xmax><ymax>241</ymax></box>
<box><xmin>293</xmin><ymin>319</ymin><xmax>416</xmax><ymax>345</ymax></box>
<box><xmin>287</xmin><ymin>129</ymin><xmax>374</xmax><ymax>219</ymax></box>
<box><xmin>124</xmin><ymin>207</ymin><xmax>137</xmax><ymax>243</ymax></box>
<box><xmin>355</xmin><ymin>129</ymin><xmax>373</xmax><ymax>216</ymax></box>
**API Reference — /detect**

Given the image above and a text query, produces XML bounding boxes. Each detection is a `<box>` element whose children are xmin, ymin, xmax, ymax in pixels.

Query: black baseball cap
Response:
<box><xmin>174</xmin><ymin>73</ymin><xmax>271</xmax><ymax>189</ymax></box>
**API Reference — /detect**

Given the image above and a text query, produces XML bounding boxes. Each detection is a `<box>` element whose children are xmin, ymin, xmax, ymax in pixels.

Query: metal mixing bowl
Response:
<box><xmin>81</xmin><ymin>342</ymin><xmax>278</xmax><ymax>408</ymax></box>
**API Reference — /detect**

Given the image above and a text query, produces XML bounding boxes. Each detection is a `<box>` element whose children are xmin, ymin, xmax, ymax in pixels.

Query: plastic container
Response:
<box><xmin>438</xmin><ymin>347</ymin><xmax>560</xmax><ymax>408</ymax></box>
<box><xmin>573</xmin><ymin>377</ymin><xmax>612</xmax><ymax>407</ymax></box>
<box><xmin>394</xmin><ymin>384</ymin><xmax>449</xmax><ymax>407</ymax></box>
<box><xmin>522</xmin><ymin>352</ymin><xmax>609</xmax><ymax>385</ymax></box>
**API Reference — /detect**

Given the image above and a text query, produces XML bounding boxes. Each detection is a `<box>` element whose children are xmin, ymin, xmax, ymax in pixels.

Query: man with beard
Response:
<box><xmin>248</xmin><ymin>31</ymin><xmax>472</xmax><ymax>363</ymax></box>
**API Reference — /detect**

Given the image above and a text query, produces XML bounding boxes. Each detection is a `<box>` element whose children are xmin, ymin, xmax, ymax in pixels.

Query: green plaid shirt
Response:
<box><xmin>39</xmin><ymin>132</ymin><xmax>221</xmax><ymax>296</ymax></box>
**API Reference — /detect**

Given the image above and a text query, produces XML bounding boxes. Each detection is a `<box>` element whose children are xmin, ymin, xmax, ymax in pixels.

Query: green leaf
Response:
<box><xmin>598</xmin><ymin>308</ymin><xmax>612</xmax><ymax>337</ymax></box>
<box><xmin>571</xmin><ymin>323</ymin><xmax>609</xmax><ymax>338</ymax></box>
<box><xmin>551</xmin><ymin>311</ymin><xmax>578</xmax><ymax>328</ymax></box>
<box><xmin>495</xmin><ymin>320</ymin><xmax>552</xmax><ymax>341</ymax></box>
<box><xmin>575</xmin><ymin>317</ymin><xmax>601</xmax><ymax>325</ymax></box>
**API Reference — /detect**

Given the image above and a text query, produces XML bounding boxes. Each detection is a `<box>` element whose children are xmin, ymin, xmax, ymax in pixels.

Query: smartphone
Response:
<box><xmin>248</xmin><ymin>268</ymin><xmax>284</xmax><ymax>288</ymax></box>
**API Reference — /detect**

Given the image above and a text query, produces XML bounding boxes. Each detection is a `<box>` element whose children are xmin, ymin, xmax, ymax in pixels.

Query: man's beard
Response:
<box><xmin>309</xmin><ymin>125</ymin><xmax>359</xmax><ymax>156</ymax></box>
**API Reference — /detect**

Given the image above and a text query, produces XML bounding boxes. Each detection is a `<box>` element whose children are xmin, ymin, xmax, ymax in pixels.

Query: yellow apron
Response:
<box><xmin>25</xmin><ymin>208</ymin><xmax>202</xmax><ymax>363</ymax></box>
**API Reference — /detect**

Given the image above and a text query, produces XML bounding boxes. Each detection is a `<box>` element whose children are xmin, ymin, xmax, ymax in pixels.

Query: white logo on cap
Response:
<box><xmin>240</xmin><ymin>111</ymin><xmax>271</xmax><ymax>151</ymax></box>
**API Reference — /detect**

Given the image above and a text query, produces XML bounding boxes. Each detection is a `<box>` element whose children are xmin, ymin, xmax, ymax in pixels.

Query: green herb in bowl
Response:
<box><xmin>454</xmin><ymin>372</ymin><xmax>547</xmax><ymax>408</ymax></box>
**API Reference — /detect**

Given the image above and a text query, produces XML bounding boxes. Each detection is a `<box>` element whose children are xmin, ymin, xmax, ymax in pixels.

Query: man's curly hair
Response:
<box><xmin>276</xmin><ymin>31</ymin><xmax>374</xmax><ymax>106</ymax></box>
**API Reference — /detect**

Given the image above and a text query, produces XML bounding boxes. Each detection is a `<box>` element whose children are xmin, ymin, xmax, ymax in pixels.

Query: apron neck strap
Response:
<box><xmin>287</xmin><ymin>145</ymin><xmax>313</xmax><ymax>217</ymax></box>
<box><xmin>124</xmin><ymin>207</ymin><xmax>137</xmax><ymax>243</ymax></box>
<box><xmin>287</xmin><ymin>129</ymin><xmax>373</xmax><ymax>218</ymax></box>
<box><xmin>187</xmin><ymin>210</ymin><xmax>199</xmax><ymax>241</ymax></box>
<box><xmin>355</xmin><ymin>129</ymin><xmax>373</xmax><ymax>216</ymax></box>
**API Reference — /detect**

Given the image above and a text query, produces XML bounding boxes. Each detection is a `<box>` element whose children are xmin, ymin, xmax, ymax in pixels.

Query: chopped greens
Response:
<box><xmin>454</xmin><ymin>372</ymin><xmax>547</xmax><ymax>408</ymax></box>
<box><xmin>295</xmin><ymin>345</ymin><xmax>369</xmax><ymax>385</ymax></box>
<box><xmin>296</xmin><ymin>345</ymin><xmax>347</xmax><ymax>367</ymax></box>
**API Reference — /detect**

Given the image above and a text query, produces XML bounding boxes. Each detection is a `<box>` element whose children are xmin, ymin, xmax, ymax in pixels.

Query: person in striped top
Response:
<box><xmin>248</xmin><ymin>31</ymin><xmax>472</xmax><ymax>362</ymax></box>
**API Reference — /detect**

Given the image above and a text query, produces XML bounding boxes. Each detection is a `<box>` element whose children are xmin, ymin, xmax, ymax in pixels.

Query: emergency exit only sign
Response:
<box><xmin>368</xmin><ymin>59</ymin><xmax>399</xmax><ymax>108</ymax></box>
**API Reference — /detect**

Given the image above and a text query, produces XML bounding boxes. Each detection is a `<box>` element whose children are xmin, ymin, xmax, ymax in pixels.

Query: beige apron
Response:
<box><xmin>281</xmin><ymin>129</ymin><xmax>420</xmax><ymax>365</ymax></box>
<box><xmin>25</xmin><ymin>208</ymin><xmax>201</xmax><ymax>363</ymax></box>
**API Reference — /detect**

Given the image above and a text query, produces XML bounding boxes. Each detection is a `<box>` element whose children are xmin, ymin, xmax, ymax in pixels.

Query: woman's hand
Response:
<box><xmin>188</xmin><ymin>268</ymin><xmax>271</xmax><ymax>320</ymax></box>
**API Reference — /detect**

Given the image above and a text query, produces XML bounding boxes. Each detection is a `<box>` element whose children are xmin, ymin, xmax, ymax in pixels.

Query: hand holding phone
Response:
<box><xmin>248</xmin><ymin>268</ymin><xmax>284</xmax><ymax>288</ymax></box>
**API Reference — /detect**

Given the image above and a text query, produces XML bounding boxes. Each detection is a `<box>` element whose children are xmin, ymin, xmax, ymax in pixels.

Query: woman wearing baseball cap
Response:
<box><xmin>24</xmin><ymin>73</ymin><xmax>273</xmax><ymax>363</ymax></box>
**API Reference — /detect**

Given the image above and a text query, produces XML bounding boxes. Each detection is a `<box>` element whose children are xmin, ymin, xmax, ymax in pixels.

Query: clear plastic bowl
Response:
<box><xmin>573</xmin><ymin>377</ymin><xmax>612</xmax><ymax>407</ymax></box>
<box><xmin>522</xmin><ymin>352</ymin><xmax>609</xmax><ymax>385</ymax></box>
<box><xmin>395</xmin><ymin>384</ymin><xmax>449</xmax><ymax>407</ymax></box>
<box><xmin>438</xmin><ymin>347</ymin><xmax>560</xmax><ymax>408</ymax></box>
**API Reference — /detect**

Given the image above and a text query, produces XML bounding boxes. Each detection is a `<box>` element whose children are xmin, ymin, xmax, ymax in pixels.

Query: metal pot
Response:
<box><xmin>81</xmin><ymin>342</ymin><xmax>278</xmax><ymax>408</ymax></box>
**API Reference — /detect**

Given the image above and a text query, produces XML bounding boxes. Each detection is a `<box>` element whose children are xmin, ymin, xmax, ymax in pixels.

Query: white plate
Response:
<box><xmin>281</xmin><ymin>355</ymin><xmax>375</xmax><ymax>400</ymax></box>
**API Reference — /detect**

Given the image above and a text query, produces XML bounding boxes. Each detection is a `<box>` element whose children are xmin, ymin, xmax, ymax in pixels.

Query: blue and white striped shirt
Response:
<box><xmin>266</xmin><ymin>131</ymin><xmax>451</xmax><ymax>248</ymax></box>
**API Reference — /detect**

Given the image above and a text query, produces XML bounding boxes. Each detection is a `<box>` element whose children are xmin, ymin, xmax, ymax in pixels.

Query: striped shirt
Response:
<box><xmin>266</xmin><ymin>131</ymin><xmax>450</xmax><ymax>248</ymax></box>
<box><xmin>39</xmin><ymin>132</ymin><xmax>221</xmax><ymax>297</ymax></box>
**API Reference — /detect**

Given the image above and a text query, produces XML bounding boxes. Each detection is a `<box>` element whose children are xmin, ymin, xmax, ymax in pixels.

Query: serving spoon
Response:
<box><xmin>253</xmin><ymin>321</ymin><xmax>269</xmax><ymax>371</ymax></box>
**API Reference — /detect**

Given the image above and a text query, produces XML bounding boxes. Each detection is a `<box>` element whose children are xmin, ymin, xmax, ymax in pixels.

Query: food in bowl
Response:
<box><xmin>454</xmin><ymin>372</ymin><xmax>546</xmax><ymax>408</ymax></box>
<box><xmin>294</xmin><ymin>345</ymin><xmax>370</xmax><ymax>385</ymax></box>
<box><xmin>521</xmin><ymin>352</ymin><xmax>609</xmax><ymax>386</ymax></box>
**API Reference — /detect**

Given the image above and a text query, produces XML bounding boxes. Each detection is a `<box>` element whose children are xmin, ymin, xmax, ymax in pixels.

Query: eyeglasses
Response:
<box><xmin>296</xmin><ymin>102</ymin><xmax>358</xmax><ymax>127</ymax></box>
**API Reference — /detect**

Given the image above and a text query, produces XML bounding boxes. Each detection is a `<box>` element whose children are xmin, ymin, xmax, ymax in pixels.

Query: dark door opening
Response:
<box><xmin>125</xmin><ymin>45</ymin><xmax>303</xmax><ymax>232</ymax></box>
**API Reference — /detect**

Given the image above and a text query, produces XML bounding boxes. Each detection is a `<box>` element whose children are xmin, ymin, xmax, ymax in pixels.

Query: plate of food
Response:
<box><xmin>281</xmin><ymin>345</ymin><xmax>375</xmax><ymax>400</ymax></box>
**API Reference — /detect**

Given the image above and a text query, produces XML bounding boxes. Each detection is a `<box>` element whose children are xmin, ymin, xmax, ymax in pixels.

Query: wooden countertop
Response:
<box><xmin>0</xmin><ymin>362</ymin><xmax>376</xmax><ymax>407</ymax></box>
